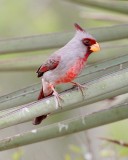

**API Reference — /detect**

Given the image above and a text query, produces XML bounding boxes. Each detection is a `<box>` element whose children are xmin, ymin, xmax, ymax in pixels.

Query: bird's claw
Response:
<box><xmin>71</xmin><ymin>82</ymin><xmax>86</xmax><ymax>99</ymax></box>
<box><xmin>77</xmin><ymin>85</ymin><xmax>86</xmax><ymax>99</ymax></box>
<box><xmin>50</xmin><ymin>84</ymin><xmax>64</xmax><ymax>109</ymax></box>
<box><xmin>53</xmin><ymin>91</ymin><xmax>64</xmax><ymax>109</ymax></box>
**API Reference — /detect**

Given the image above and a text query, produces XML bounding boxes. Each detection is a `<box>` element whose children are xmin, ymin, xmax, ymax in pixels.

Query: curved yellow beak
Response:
<box><xmin>90</xmin><ymin>42</ymin><xmax>100</xmax><ymax>52</ymax></box>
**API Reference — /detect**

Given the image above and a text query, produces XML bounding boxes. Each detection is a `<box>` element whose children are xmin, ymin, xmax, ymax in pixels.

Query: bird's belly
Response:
<box><xmin>55</xmin><ymin>58</ymin><xmax>85</xmax><ymax>84</ymax></box>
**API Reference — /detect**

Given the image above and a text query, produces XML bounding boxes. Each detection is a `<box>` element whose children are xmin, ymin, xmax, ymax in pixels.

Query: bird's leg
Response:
<box><xmin>71</xmin><ymin>81</ymin><xmax>86</xmax><ymax>99</ymax></box>
<box><xmin>50</xmin><ymin>84</ymin><xmax>64</xmax><ymax>109</ymax></box>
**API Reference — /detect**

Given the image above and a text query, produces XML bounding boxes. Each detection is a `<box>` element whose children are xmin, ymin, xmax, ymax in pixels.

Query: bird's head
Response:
<box><xmin>74</xmin><ymin>23</ymin><xmax>100</xmax><ymax>56</ymax></box>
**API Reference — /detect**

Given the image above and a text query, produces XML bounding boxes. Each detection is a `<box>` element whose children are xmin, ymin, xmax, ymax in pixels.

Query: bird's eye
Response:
<box><xmin>83</xmin><ymin>39</ymin><xmax>90</xmax><ymax>46</ymax></box>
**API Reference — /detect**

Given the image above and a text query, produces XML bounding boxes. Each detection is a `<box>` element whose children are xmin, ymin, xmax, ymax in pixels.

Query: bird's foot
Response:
<box><xmin>53</xmin><ymin>90</ymin><xmax>64</xmax><ymax>109</ymax></box>
<box><xmin>50</xmin><ymin>84</ymin><xmax>64</xmax><ymax>109</ymax></box>
<box><xmin>71</xmin><ymin>81</ymin><xmax>86</xmax><ymax>99</ymax></box>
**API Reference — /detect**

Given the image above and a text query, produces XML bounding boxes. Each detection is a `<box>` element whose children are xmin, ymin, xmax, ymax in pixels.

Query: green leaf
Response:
<box><xmin>12</xmin><ymin>149</ymin><xmax>23</xmax><ymax>160</ymax></box>
<box><xmin>65</xmin><ymin>154</ymin><xmax>72</xmax><ymax>160</ymax></box>
<box><xmin>69</xmin><ymin>144</ymin><xmax>82</xmax><ymax>154</ymax></box>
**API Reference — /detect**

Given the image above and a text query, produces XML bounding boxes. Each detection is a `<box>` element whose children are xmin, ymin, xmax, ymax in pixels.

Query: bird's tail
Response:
<box><xmin>32</xmin><ymin>86</ymin><xmax>53</xmax><ymax>125</ymax></box>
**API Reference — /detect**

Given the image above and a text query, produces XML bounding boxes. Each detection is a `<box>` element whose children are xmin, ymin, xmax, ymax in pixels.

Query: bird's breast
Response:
<box><xmin>55</xmin><ymin>58</ymin><xmax>86</xmax><ymax>84</ymax></box>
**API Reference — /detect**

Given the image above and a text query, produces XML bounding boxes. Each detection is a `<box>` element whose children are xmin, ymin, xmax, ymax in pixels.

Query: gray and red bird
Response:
<box><xmin>33</xmin><ymin>23</ymin><xmax>100</xmax><ymax>125</ymax></box>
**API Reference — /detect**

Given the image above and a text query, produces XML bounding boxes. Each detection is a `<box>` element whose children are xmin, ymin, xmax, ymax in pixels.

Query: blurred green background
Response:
<box><xmin>0</xmin><ymin>0</ymin><xmax>128</xmax><ymax>160</ymax></box>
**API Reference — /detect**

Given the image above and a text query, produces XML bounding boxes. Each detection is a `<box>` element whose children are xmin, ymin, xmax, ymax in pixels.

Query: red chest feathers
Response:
<box><xmin>56</xmin><ymin>58</ymin><xmax>85</xmax><ymax>84</ymax></box>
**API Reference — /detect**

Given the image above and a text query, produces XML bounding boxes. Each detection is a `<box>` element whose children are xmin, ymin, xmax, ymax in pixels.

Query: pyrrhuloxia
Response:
<box><xmin>33</xmin><ymin>23</ymin><xmax>100</xmax><ymax>125</ymax></box>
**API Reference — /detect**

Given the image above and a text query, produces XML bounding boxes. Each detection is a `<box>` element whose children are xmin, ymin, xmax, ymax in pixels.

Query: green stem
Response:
<box><xmin>0</xmin><ymin>45</ymin><xmax>128</xmax><ymax>71</ymax></box>
<box><xmin>0</xmin><ymin>54</ymin><xmax>128</xmax><ymax>111</ymax></box>
<box><xmin>0</xmin><ymin>68</ymin><xmax>127</xmax><ymax>129</ymax></box>
<box><xmin>0</xmin><ymin>24</ymin><xmax>127</xmax><ymax>54</ymax></box>
<box><xmin>0</xmin><ymin>100</ymin><xmax>127</xmax><ymax>151</ymax></box>
<box><xmin>66</xmin><ymin>0</ymin><xmax>128</xmax><ymax>14</ymax></box>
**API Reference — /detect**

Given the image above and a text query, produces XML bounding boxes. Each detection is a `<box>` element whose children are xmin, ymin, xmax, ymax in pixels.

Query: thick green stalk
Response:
<box><xmin>0</xmin><ymin>45</ymin><xmax>128</xmax><ymax>71</ymax></box>
<box><xmin>0</xmin><ymin>54</ymin><xmax>128</xmax><ymax>111</ymax></box>
<box><xmin>0</xmin><ymin>100</ymin><xmax>127</xmax><ymax>151</ymax></box>
<box><xmin>66</xmin><ymin>0</ymin><xmax>128</xmax><ymax>14</ymax></box>
<box><xmin>0</xmin><ymin>68</ymin><xmax>127</xmax><ymax>129</ymax></box>
<box><xmin>0</xmin><ymin>24</ymin><xmax>127</xmax><ymax>54</ymax></box>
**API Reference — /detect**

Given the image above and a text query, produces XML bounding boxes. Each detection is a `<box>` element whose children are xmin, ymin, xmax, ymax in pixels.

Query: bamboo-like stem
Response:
<box><xmin>0</xmin><ymin>24</ymin><xmax>127</xmax><ymax>54</ymax></box>
<box><xmin>66</xmin><ymin>0</ymin><xmax>128</xmax><ymax>14</ymax></box>
<box><xmin>0</xmin><ymin>100</ymin><xmax>127</xmax><ymax>151</ymax></box>
<box><xmin>81</xmin><ymin>12</ymin><xmax>128</xmax><ymax>23</ymax></box>
<box><xmin>0</xmin><ymin>68</ymin><xmax>127</xmax><ymax>130</ymax></box>
<box><xmin>0</xmin><ymin>54</ymin><xmax>128</xmax><ymax>111</ymax></box>
<box><xmin>0</xmin><ymin>45</ymin><xmax>128</xmax><ymax>71</ymax></box>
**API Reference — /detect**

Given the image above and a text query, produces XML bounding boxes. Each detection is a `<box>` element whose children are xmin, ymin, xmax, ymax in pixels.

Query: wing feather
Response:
<box><xmin>36</xmin><ymin>55</ymin><xmax>60</xmax><ymax>77</ymax></box>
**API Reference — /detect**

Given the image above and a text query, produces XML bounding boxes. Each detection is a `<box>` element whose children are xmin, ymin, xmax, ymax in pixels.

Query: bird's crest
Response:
<box><xmin>74</xmin><ymin>23</ymin><xmax>95</xmax><ymax>41</ymax></box>
<box><xmin>74</xmin><ymin>23</ymin><xmax>85</xmax><ymax>32</ymax></box>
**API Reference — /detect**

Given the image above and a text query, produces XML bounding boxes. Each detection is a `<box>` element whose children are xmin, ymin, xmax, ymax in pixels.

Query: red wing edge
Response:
<box><xmin>36</xmin><ymin>56</ymin><xmax>60</xmax><ymax>77</ymax></box>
